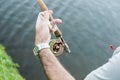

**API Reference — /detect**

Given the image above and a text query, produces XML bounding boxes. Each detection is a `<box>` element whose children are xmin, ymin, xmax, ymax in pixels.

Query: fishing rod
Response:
<box><xmin>37</xmin><ymin>0</ymin><xmax>71</xmax><ymax>56</ymax></box>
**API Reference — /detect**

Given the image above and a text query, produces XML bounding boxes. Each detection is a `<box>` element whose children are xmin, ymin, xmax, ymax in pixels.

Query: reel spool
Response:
<box><xmin>49</xmin><ymin>38</ymin><xmax>64</xmax><ymax>56</ymax></box>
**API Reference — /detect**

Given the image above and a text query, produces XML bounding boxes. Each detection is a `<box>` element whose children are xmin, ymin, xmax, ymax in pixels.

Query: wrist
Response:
<box><xmin>33</xmin><ymin>43</ymin><xmax>50</xmax><ymax>56</ymax></box>
<box><xmin>35</xmin><ymin>38</ymin><xmax>50</xmax><ymax>45</ymax></box>
<box><xmin>38</xmin><ymin>48</ymin><xmax>52</xmax><ymax>56</ymax></box>
<box><xmin>35</xmin><ymin>35</ymin><xmax>50</xmax><ymax>45</ymax></box>
<box><xmin>35</xmin><ymin>41</ymin><xmax>50</xmax><ymax>46</ymax></box>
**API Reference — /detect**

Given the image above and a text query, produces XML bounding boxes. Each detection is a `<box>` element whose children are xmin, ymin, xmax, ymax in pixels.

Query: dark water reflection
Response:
<box><xmin>1</xmin><ymin>0</ymin><xmax>120</xmax><ymax>80</ymax></box>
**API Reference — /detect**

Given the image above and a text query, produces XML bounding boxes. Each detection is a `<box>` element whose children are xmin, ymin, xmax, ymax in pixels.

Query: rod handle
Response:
<box><xmin>37</xmin><ymin>0</ymin><xmax>62</xmax><ymax>37</ymax></box>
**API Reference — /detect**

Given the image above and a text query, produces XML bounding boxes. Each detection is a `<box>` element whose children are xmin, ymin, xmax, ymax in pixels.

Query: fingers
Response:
<box><xmin>50</xmin><ymin>19</ymin><xmax>62</xmax><ymax>32</ymax></box>
<box><xmin>51</xmin><ymin>25</ymin><xmax>59</xmax><ymax>32</ymax></box>
<box><xmin>37</xmin><ymin>10</ymin><xmax>62</xmax><ymax>33</ymax></box>
<box><xmin>51</xmin><ymin>19</ymin><xmax>62</xmax><ymax>26</ymax></box>
<box><xmin>38</xmin><ymin>10</ymin><xmax>53</xmax><ymax>20</ymax></box>
<box><xmin>38</xmin><ymin>10</ymin><xmax>62</xmax><ymax>25</ymax></box>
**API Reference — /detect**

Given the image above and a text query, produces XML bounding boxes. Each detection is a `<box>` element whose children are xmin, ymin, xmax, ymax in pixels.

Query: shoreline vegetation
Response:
<box><xmin>0</xmin><ymin>44</ymin><xmax>25</xmax><ymax>80</ymax></box>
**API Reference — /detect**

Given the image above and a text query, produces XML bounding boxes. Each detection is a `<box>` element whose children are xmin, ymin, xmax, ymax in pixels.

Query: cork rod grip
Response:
<box><xmin>37</xmin><ymin>0</ymin><xmax>62</xmax><ymax>37</ymax></box>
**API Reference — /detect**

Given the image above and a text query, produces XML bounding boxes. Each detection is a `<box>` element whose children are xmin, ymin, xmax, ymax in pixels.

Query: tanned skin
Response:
<box><xmin>35</xmin><ymin>10</ymin><xmax>75</xmax><ymax>80</ymax></box>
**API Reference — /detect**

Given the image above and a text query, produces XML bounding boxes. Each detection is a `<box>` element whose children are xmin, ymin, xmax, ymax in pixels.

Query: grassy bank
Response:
<box><xmin>0</xmin><ymin>44</ymin><xmax>25</xmax><ymax>80</ymax></box>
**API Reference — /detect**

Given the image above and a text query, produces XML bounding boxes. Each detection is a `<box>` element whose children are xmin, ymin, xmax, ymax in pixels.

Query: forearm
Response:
<box><xmin>39</xmin><ymin>49</ymin><xmax>75</xmax><ymax>80</ymax></box>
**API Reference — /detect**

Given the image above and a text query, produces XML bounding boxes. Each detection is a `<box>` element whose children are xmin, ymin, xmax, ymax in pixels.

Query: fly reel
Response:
<box><xmin>49</xmin><ymin>38</ymin><xmax>64</xmax><ymax>56</ymax></box>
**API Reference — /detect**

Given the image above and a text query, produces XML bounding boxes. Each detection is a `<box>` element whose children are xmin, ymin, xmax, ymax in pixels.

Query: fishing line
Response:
<box><xmin>24</xmin><ymin>0</ymin><xmax>117</xmax><ymax>51</ymax></box>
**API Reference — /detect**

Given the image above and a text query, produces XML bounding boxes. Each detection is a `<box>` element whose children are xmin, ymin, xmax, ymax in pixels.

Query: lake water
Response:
<box><xmin>0</xmin><ymin>0</ymin><xmax>120</xmax><ymax>80</ymax></box>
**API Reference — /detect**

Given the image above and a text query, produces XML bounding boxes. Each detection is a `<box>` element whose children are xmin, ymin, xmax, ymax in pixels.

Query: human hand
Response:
<box><xmin>35</xmin><ymin>10</ymin><xmax>62</xmax><ymax>45</ymax></box>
